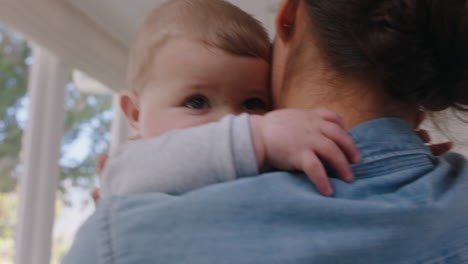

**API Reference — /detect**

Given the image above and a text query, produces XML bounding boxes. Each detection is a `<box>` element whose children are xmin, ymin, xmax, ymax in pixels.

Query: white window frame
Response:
<box><xmin>15</xmin><ymin>45</ymin><xmax>68</xmax><ymax>264</ymax></box>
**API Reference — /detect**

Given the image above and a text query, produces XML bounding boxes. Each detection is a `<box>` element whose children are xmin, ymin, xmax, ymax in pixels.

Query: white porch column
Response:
<box><xmin>15</xmin><ymin>45</ymin><xmax>67</xmax><ymax>264</ymax></box>
<box><xmin>109</xmin><ymin>94</ymin><xmax>131</xmax><ymax>154</ymax></box>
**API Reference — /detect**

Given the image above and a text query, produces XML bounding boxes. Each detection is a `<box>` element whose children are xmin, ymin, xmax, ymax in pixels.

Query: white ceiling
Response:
<box><xmin>64</xmin><ymin>0</ymin><xmax>280</xmax><ymax>48</ymax></box>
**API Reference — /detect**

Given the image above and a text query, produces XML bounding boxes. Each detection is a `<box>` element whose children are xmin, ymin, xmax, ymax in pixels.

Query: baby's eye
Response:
<box><xmin>184</xmin><ymin>95</ymin><xmax>210</xmax><ymax>110</ymax></box>
<box><xmin>242</xmin><ymin>98</ymin><xmax>267</xmax><ymax>111</ymax></box>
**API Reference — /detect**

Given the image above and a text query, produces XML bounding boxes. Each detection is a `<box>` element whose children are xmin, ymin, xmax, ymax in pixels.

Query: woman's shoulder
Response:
<box><xmin>440</xmin><ymin>151</ymin><xmax>468</xmax><ymax>170</ymax></box>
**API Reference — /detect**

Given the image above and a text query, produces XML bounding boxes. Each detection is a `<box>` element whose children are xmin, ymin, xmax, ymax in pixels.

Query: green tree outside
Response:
<box><xmin>0</xmin><ymin>23</ymin><xmax>113</xmax><ymax>195</ymax></box>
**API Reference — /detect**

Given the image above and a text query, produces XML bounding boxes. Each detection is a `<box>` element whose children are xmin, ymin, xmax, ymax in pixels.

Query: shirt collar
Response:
<box><xmin>347</xmin><ymin>118</ymin><xmax>435</xmax><ymax>178</ymax></box>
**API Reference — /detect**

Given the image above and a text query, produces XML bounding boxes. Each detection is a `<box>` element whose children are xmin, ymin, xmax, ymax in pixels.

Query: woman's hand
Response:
<box><xmin>90</xmin><ymin>154</ymin><xmax>108</xmax><ymax>203</ymax></box>
<box><xmin>416</xmin><ymin>130</ymin><xmax>453</xmax><ymax>155</ymax></box>
<box><xmin>414</xmin><ymin>111</ymin><xmax>453</xmax><ymax>155</ymax></box>
<box><xmin>250</xmin><ymin>108</ymin><xmax>361</xmax><ymax>197</ymax></box>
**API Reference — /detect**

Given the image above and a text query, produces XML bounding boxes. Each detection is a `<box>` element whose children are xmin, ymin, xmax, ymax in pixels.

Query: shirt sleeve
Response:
<box><xmin>100</xmin><ymin>114</ymin><xmax>259</xmax><ymax>197</ymax></box>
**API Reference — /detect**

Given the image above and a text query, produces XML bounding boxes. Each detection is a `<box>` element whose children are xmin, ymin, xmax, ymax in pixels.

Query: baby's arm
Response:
<box><xmin>101</xmin><ymin>109</ymin><xmax>360</xmax><ymax>198</ymax></box>
<box><xmin>101</xmin><ymin>114</ymin><xmax>258</xmax><ymax>197</ymax></box>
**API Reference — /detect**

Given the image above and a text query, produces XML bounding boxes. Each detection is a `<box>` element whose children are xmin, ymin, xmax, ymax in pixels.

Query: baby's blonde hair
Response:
<box><xmin>127</xmin><ymin>0</ymin><xmax>271</xmax><ymax>92</ymax></box>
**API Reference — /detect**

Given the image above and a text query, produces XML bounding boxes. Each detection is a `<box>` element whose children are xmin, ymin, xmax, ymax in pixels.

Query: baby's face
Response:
<box><xmin>134</xmin><ymin>39</ymin><xmax>271</xmax><ymax>138</ymax></box>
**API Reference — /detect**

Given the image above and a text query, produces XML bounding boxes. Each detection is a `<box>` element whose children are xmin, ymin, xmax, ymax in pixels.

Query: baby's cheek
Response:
<box><xmin>257</xmin><ymin>109</ymin><xmax>270</xmax><ymax>115</ymax></box>
<box><xmin>171</xmin><ymin>116</ymin><xmax>217</xmax><ymax>130</ymax></box>
<box><xmin>137</xmin><ymin>112</ymin><xmax>172</xmax><ymax>138</ymax></box>
<box><xmin>139</xmin><ymin>119</ymin><xmax>166</xmax><ymax>138</ymax></box>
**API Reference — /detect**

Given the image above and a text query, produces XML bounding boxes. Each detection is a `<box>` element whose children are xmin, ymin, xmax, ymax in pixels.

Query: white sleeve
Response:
<box><xmin>100</xmin><ymin>114</ymin><xmax>258</xmax><ymax>197</ymax></box>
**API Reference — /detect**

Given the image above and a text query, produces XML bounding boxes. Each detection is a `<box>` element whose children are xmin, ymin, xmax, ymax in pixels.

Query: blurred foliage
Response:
<box><xmin>0</xmin><ymin>193</ymin><xmax>15</xmax><ymax>263</ymax></box>
<box><xmin>0</xmin><ymin>25</ymin><xmax>29</xmax><ymax>193</ymax></box>
<box><xmin>0</xmin><ymin>24</ymin><xmax>113</xmax><ymax>196</ymax></box>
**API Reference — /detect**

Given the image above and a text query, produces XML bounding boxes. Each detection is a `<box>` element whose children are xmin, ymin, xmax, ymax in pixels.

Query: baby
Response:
<box><xmin>100</xmin><ymin>0</ymin><xmax>360</xmax><ymax>198</ymax></box>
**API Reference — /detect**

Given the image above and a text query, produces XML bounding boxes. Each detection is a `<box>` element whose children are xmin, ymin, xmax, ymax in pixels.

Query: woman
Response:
<box><xmin>64</xmin><ymin>0</ymin><xmax>468</xmax><ymax>263</ymax></box>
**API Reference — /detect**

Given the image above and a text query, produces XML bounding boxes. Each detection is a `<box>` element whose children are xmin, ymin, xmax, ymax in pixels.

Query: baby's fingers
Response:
<box><xmin>429</xmin><ymin>142</ymin><xmax>453</xmax><ymax>156</ymax></box>
<box><xmin>321</xmin><ymin>123</ymin><xmax>361</xmax><ymax>163</ymax></box>
<box><xmin>316</xmin><ymin>139</ymin><xmax>355</xmax><ymax>183</ymax></box>
<box><xmin>302</xmin><ymin>153</ymin><xmax>334</xmax><ymax>196</ymax></box>
<box><xmin>415</xmin><ymin>129</ymin><xmax>430</xmax><ymax>143</ymax></box>
<box><xmin>91</xmin><ymin>188</ymin><xmax>100</xmax><ymax>204</ymax></box>
<box><xmin>315</xmin><ymin>108</ymin><xmax>345</xmax><ymax>128</ymax></box>
<box><xmin>415</xmin><ymin>129</ymin><xmax>453</xmax><ymax>155</ymax></box>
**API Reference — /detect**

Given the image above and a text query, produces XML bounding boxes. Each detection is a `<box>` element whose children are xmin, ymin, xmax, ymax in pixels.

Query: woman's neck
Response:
<box><xmin>277</xmin><ymin>72</ymin><xmax>419</xmax><ymax>130</ymax></box>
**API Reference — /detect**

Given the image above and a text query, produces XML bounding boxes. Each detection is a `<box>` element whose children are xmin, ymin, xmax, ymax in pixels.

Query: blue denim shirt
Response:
<box><xmin>63</xmin><ymin>118</ymin><xmax>468</xmax><ymax>264</ymax></box>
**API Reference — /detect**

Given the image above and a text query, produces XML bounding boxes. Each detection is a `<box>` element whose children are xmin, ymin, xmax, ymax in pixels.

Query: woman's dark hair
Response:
<box><xmin>303</xmin><ymin>0</ymin><xmax>468</xmax><ymax>111</ymax></box>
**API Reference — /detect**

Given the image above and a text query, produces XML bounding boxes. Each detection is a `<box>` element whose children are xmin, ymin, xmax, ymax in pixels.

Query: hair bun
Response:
<box><xmin>372</xmin><ymin>0</ymin><xmax>468</xmax><ymax>111</ymax></box>
<box><xmin>421</xmin><ymin>0</ymin><xmax>468</xmax><ymax>110</ymax></box>
<box><xmin>304</xmin><ymin>0</ymin><xmax>468</xmax><ymax>111</ymax></box>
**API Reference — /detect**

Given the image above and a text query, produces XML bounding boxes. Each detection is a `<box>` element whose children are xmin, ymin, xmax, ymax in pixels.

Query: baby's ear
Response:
<box><xmin>120</xmin><ymin>90</ymin><xmax>140</xmax><ymax>131</ymax></box>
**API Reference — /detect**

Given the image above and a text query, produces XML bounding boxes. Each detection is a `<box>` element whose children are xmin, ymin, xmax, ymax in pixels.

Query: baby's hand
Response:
<box><xmin>249</xmin><ymin>108</ymin><xmax>361</xmax><ymax>196</ymax></box>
